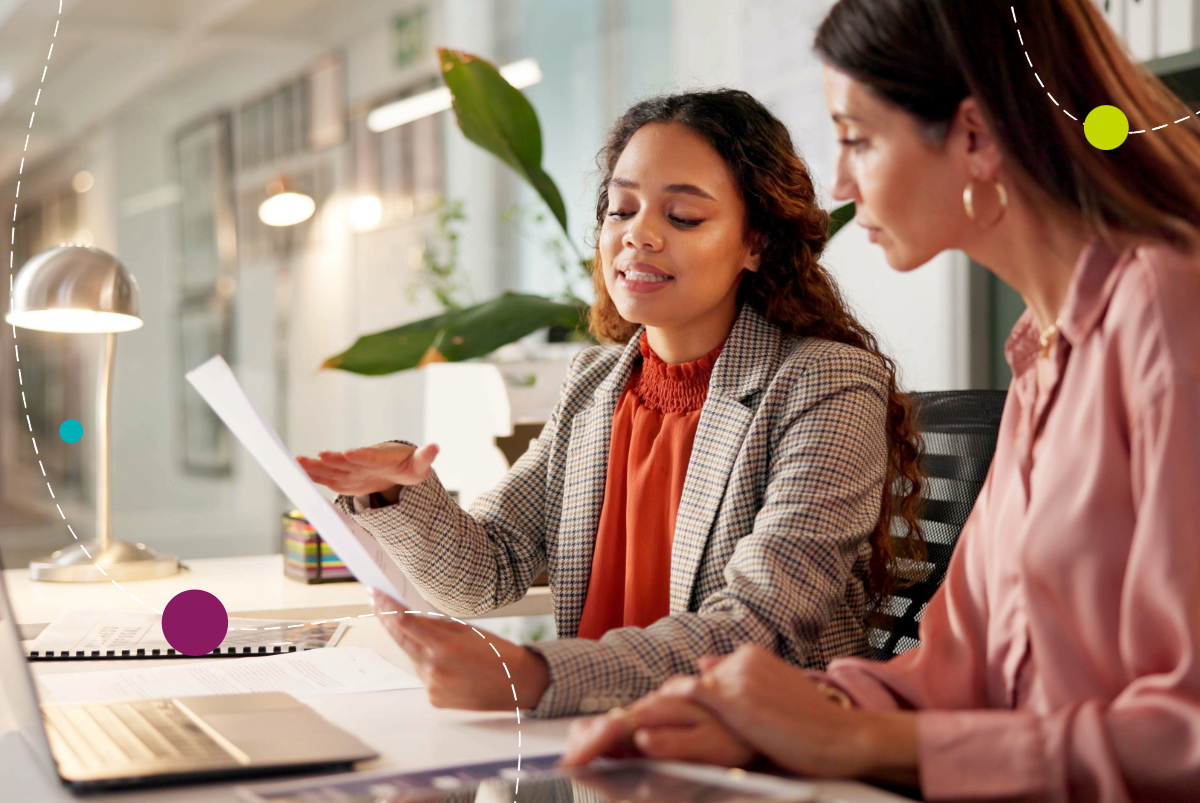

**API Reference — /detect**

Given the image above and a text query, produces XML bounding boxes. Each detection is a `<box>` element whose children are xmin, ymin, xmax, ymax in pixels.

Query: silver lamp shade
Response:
<box><xmin>6</xmin><ymin>246</ymin><xmax>179</xmax><ymax>581</ymax></box>
<box><xmin>8</xmin><ymin>246</ymin><xmax>143</xmax><ymax>333</ymax></box>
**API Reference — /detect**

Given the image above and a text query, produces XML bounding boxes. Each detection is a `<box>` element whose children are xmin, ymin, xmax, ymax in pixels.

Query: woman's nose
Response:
<box><xmin>622</xmin><ymin>214</ymin><xmax>665</xmax><ymax>252</ymax></box>
<box><xmin>830</xmin><ymin>157</ymin><xmax>858</xmax><ymax>203</ymax></box>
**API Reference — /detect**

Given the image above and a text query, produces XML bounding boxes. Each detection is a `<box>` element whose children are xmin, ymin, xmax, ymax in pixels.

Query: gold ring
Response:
<box><xmin>607</xmin><ymin>706</ymin><xmax>639</xmax><ymax>733</ymax></box>
<box><xmin>815</xmin><ymin>682</ymin><xmax>854</xmax><ymax>710</ymax></box>
<box><xmin>700</xmin><ymin>672</ymin><xmax>717</xmax><ymax>690</ymax></box>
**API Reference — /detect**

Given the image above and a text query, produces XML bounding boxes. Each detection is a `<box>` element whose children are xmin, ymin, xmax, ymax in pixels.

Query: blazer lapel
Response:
<box><xmin>554</xmin><ymin>332</ymin><xmax>643</xmax><ymax>637</ymax></box>
<box><xmin>669</xmin><ymin>306</ymin><xmax>779</xmax><ymax>613</ymax></box>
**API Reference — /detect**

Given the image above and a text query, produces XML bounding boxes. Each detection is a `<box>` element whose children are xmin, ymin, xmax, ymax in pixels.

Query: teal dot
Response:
<box><xmin>59</xmin><ymin>419</ymin><xmax>82</xmax><ymax>443</ymax></box>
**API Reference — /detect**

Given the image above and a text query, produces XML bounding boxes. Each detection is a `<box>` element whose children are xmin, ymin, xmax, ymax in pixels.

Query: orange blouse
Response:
<box><xmin>576</xmin><ymin>332</ymin><xmax>724</xmax><ymax>640</ymax></box>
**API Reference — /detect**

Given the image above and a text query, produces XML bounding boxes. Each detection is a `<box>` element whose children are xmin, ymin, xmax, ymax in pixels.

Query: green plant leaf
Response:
<box><xmin>323</xmin><ymin>293</ymin><xmax>589</xmax><ymax>376</ymax></box>
<box><xmin>438</xmin><ymin>48</ymin><xmax>569</xmax><ymax>239</ymax></box>
<box><xmin>828</xmin><ymin>201</ymin><xmax>856</xmax><ymax>239</ymax></box>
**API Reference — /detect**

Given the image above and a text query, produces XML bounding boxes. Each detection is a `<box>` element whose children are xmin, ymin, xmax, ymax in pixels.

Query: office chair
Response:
<box><xmin>869</xmin><ymin>390</ymin><xmax>1007</xmax><ymax>661</ymax></box>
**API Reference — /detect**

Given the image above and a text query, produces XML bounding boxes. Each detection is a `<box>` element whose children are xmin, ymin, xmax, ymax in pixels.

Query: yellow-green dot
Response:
<box><xmin>1084</xmin><ymin>105</ymin><xmax>1130</xmax><ymax>150</ymax></box>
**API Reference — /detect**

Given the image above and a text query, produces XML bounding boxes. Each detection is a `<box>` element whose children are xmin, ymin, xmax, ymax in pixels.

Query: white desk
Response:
<box><xmin>1</xmin><ymin>557</ymin><xmax>910</xmax><ymax>803</ymax></box>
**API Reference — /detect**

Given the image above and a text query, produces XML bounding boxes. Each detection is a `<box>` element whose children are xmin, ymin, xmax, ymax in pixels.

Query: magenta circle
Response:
<box><xmin>162</xmin><ymin>590</ymin><xmax>229</xmax><ymax>656</ymax></box>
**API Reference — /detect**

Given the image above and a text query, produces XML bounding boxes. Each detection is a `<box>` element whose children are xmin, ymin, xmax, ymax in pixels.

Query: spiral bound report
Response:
<box><xmin>24</xmin><ymin>611</ymin><xmax>347</xmax><ymax>661</ymax></box>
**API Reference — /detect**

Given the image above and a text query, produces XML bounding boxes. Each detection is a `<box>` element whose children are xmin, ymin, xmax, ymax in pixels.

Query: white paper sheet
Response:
<box><xmin>186</xmin><ymin>356</ymin><xmax>425</xmax><ymax>609</ymax></box>
<box><xmin>36</xmin><ymin>647</ymin><xmax>423</xmax><ymax>703</ymax></box>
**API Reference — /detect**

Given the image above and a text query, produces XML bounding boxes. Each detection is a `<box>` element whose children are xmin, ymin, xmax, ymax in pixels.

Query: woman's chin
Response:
<box><xmin>879</xmin><ymin>243</ymin><xmax>926</xmax><ymax>273</ymax></box>
<box><xmin>613</xmin><ymin>296</ymin><xmax>669</xmax><ymax>326</ymax></box>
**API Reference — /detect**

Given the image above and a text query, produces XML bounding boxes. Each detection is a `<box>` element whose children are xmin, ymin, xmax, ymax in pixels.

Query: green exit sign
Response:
<box><xmin>393</xmin><ymin>7</ymin><xmax>428</xmax><ymax>69</ymax></box>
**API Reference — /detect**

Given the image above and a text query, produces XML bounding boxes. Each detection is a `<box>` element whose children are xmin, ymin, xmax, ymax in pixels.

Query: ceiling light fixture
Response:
<box><xmin>258</xmin><ymin>176</ymin><xmax>315</xmax><ymax>227</ymax></box>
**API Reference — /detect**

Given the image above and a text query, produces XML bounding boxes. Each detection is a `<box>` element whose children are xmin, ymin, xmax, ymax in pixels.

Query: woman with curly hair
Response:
<box><xmin>298</xmin><ymin>89</ymin><xmax>923</xmax><ymax>718</ymax></box>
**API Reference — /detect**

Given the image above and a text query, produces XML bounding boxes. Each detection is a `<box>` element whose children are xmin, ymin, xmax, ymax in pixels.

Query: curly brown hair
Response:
<box><xmin>588</xmin><ymin>89</ymin><xmax>924</xmax><ymax>603</ymax></box>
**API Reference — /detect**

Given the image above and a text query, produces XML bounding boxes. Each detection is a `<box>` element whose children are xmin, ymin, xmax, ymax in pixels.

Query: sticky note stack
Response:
<box><xmin>282</xmin><ymin>510</ymin><xmax>354</xmax><ymax>583</ymax></box>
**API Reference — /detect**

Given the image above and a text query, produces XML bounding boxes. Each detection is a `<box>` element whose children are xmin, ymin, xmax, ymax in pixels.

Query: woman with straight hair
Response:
<box><xmin>299</xmin><ymin>89</ymin><xmax>924</xmax><ymax>718</ymax></box>
<box><xmin>563</xmin><ymin>1</ymin><xmax>1200</xmax><ymax>799</ymax></box>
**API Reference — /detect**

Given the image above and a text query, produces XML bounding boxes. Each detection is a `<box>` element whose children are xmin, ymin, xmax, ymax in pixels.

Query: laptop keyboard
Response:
<box><xmin>43</xmin><ymin>699</ymin><xmax>237</xmax><ymax>770</ymax></box>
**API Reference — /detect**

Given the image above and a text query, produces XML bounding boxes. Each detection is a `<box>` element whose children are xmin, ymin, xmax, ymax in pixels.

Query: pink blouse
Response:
<box><xmin>824</xmin><ymin>242</ymin><xmax>1200</xmax><ymax>802</ymax></box>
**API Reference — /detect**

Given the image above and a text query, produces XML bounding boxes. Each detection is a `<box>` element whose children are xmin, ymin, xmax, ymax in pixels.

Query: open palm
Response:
<box><xmin>297</xmin><ymin>441</ymin><xmax>440</xmax><ymax>497</ymax></box>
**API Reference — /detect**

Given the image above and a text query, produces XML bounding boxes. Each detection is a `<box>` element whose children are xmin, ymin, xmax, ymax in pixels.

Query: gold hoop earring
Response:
<box><xmin>963</xmin><ymin>178</ymin><xmax>1008</xmax><ymax>227</ymax></box>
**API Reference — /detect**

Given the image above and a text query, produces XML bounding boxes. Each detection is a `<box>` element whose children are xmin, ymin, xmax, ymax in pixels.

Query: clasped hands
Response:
<box><xmin>562</xmin><ymin>643</ymin><xmax>917</xmax><ymax>785</ymax></box>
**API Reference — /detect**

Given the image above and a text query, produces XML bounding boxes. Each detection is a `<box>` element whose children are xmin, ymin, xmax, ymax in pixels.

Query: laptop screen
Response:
<box><xmin>0</xmin><ymin>569</ymin><xmax>59</xmax><ymax>778</ymax></box>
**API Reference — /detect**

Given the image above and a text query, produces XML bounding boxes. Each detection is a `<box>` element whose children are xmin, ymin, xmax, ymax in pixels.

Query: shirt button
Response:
<box><xmin>579</xmin><ymin>697</ymin><xmax>599</xmax><ymax>713</ymax></box>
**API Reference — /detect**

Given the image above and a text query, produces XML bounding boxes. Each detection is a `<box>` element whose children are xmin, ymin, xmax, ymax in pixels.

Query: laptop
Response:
<box><xmin>0</xmin><ymin>569</ymin><xmax>378</xmax><ymax>792</ymax></box>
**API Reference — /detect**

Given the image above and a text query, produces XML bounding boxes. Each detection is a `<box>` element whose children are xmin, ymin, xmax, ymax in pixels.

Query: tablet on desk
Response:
<box><xmin>241</xmin><ymin>755</ymin><xmax>817</xmax><ymax>802</ymax></box>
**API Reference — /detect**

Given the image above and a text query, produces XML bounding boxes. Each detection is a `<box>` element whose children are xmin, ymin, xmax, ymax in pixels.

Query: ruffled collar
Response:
<box><xmin>629</xmin><ymin>331</ymin><xmax>724</xmax><ymax>413</ymax></box>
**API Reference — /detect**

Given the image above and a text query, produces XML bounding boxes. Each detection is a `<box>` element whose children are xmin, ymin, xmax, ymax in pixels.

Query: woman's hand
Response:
<box><xmin>370</xmin><ymin>590</ymin><xmax>551</xmax><ymax>711</ymax></box>
<box><xmin>298</xmin><ymin>442</ymin><xmax>439</xmax><ymax>497</ymax></box>
<box><xmin>561</xmin><ymin>690</ymin><xmax>756</xmax><ymax>768</ymax></box>
<box><xmin>660</xmin><ymin>644</ymin><xmax>919</xmax><ymax>786</ymax></box>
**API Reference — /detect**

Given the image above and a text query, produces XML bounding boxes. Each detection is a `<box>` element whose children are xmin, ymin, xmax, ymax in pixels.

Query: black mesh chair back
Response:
<box><xmin>869</xmin><ymin>390</ymin><xmax>1007</xmax><ymax>661</ymax></box>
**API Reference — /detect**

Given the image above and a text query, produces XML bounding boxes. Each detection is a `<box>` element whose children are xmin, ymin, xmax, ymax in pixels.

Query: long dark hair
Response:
<box><xmin>814</xmin><ymin>0</ymin><xmax>1200</xmax><ymax>249</ymax></box>
<box><xmin>588</xmin><ymin>90</ymin><xmax>925</xmax><ymax>604</ymax></box>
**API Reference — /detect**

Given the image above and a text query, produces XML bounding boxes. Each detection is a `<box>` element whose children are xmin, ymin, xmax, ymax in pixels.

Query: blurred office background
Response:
<box><xmin>1</xmin><ymin>0</ymin><xmax>1196</xmax><ymax>569</ymax></box>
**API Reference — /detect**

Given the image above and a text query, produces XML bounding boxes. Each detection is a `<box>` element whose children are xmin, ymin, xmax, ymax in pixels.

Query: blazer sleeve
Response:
<box><xmin>526</xmin><ymin>350</ymin><xmax>890</xmax><ymax>718</ymax></box>
<box><xmin>332</xmin><ymin>353</ymin><xmax>589</xmax><ymax>616</ymax></box>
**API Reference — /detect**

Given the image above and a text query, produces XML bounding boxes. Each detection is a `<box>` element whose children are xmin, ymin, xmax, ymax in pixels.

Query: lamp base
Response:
<box><xmin>29</xmin><ymin>540</ymin><xmax>180</xmax><ymax>582</ymax></box>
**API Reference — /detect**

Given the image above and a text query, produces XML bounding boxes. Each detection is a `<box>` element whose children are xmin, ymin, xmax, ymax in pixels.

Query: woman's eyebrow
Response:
<box><xmin>664</xmin><ymin>183</ymin><xmax>717</xmax><ymax>201</ymax></box>
<box><xmin>609</xmin><ymin>177</ymin><xmax>716</xmax><ymax>201</ymax></box>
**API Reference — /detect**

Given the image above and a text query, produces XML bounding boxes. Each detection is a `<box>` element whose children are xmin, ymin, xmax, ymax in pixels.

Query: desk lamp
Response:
<box><xmin>6</xmin><ymin>245</ymin><xmax>180</xmax><ymax>581</ymax></box>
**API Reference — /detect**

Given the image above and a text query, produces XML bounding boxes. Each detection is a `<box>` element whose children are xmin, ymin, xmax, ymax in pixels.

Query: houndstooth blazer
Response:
<box><xmin>335</xmin><ymin>304</ymin><xmax>888</xmax><ymax>718</ymax></box>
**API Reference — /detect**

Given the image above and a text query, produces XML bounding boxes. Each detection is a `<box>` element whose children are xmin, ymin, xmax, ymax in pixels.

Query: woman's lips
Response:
<box><xmin>617</xmin><ymin>265</ymin><xmax>675</xmax><ymax>294</ymax></box>
<box><xmin>857</xmin><ymin>218</ymin><xmax>883</xmax><ymax>243</ymax></box>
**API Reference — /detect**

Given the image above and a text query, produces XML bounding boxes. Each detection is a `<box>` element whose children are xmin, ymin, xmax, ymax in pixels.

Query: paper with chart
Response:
<box><xmin>35</xmin><ymin>647</ymin><xmax>422</xmax><ymax>703</ymax></box>
<box><xmin>186</xmin><ymin>356</ymin><xmax>427</xmax><ymax>609</ymax></box>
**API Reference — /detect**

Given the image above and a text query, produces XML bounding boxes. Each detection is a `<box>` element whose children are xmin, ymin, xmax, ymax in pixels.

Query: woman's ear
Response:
<box><xmin>953</xmin><ymin>96</ymin><xmax>1004</xmax><ymax>181</ymax></box>
<box><xmin>744</xmin><ymin>232</ymin><xmax>767</xmax><ymax>273</ymax></box>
